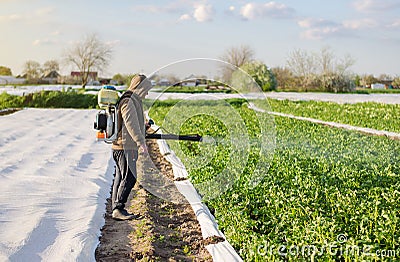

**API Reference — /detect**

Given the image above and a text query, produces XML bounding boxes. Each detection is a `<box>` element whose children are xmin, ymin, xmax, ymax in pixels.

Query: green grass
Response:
<box><xmin>0</xmin><ymin>90</ymin><xmax>98</xmax><ymax>109</ymax></box>
<box><xmin>353</xmin><ymin>88</ymin><xmax>400</xmax><ymax>94</ymax></box>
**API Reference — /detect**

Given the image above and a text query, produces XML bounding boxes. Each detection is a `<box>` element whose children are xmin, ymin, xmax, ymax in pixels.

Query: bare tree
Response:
<box><xmin>377</xmin><ymin>74</ymin><xmax>392</xmax><ymax>81</ymax></box>
<box><xmin>336</xmin><ymin>54</ymin><xmax>355</xmax><ymax>76</ymax></box>
<box><xmin>219</xmin><ymin>45</ymin><xmax>255</xmax><ymax>81</ymax></box>
<box><xmin>286</xmin><ymin>47</ymin><xmax>355</xmax><ymax>91</ymax></box>
<box><xmin>317</xmin><ymin>46</ymin><xmax>335</xmax><ymax>75</ymax></box>
<box><xmin>43</xmin><ymin>60</ymin><xmax>60</xmax><ymax>74</ymax></box>
<box><xmin>286</xmin><ymin>48</ymin><xmax>316</xmax><ymax>77</ymax></box>
<box><xmin>23</xmin><ymin>60</ymin><xmax>42</xmax><ymax>80</ymax></box>
<box><xmin>64</xmin><ymin>34</ymin><xmax>112</xmax><ymax>87</ymax></box>
<box><xmin>286</xmin><ymin>48</ymin><xmax>316</xmax><ymax>89</ymax></box>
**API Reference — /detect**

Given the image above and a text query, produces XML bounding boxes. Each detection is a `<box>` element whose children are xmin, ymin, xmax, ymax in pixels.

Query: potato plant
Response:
<box><xmin>264</xmin><ymin>99</ymin><xmax>400</xmax><ymax>133</ymax></box>
<box><xmin>149</xmin><ymin>100</ymin><xmax>400</xmax><ymax>261</ymax></box>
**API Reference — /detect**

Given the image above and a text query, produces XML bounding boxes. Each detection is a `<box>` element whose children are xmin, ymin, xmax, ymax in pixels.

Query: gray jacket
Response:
<box><xmin>112</xmin><ymin>92</ymin><xmax>146</xmax><ymax>150</ymax></box>
<box><xmin>112</xmin><ymin>74</ymin><xmax>152</xmax><ymax>151</ymax></box>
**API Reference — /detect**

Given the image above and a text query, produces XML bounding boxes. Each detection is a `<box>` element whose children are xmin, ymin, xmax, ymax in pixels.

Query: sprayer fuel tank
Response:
<box><xmin>98</xmin><ymin>86</ymin><xmax>119</xmax><ymax>109</ymax></box>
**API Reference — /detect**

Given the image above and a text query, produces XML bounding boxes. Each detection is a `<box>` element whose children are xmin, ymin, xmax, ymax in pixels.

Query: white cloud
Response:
<box><xmin>35</xmin><ymin>7</ymin><xmax>55</xmax><ymax>17</ymax></box>
<box><xmin>105</xmin><ymin>40</ymin><xmax>121</xmax><ymax>47</ymax></box>
<box><xmin>132</xmin><ymin>4</ymin><xmax>177</xmax><ymax>13</ymax></box>
<box><xmin>132</xmin><ymin>1</ymin><xmax>192</xmax><ymax>14</ymax></box>
<box><xmin>0</xmin><ymin>7</ymin><xmax>54</xmax><ymax>23</ymax></box>
<box><xmin>297</xmin><ymin>19</ymin><xmax>312</xmax><ymax>28</ymax></box>
<box><xmin>240</xmin><ymin>1</ymin><xmax>295</xmax><ymax>20</ymax></box>
<box><xmin>389</xmin><ymin>19</ymin><xmax>400</xmax><ymax>28</ymax></box>
<box><xmin>224</xmin><ymin>5</ymin><xmax>236</xmax><ymax>17</ymax></box>
<box><xmin>178</xmin><ymin>13</ymin><xmax>192</xmax><ymax>22</ymax></box>
<box><xmin>301</xmin><ymin>27</ymin><xmax>341</xmax><ymax>40</ymax></box>
<box><xmin>240</xmin><ymin>3</ymin><xmax>257</xmax><ymax>20</ymax></box>
<box><xmin>298</xmin><ymin>18</ymin><xmax>338</xmax><ymax>28</ymax></box>
<box><xmin>353</xmin><ymin>0</ymin><xmax>376</xmax><ymax>12</ymax></box>
<box><xmin>298</xmin><ymin>16</ymin><xmax>383</xmax><ymax>40</ymax></box>
<box><xmin>193</xmin><ymin>4</ymin><xmax>214</xmax><ymax>22</ymax></box>
<box><xmin>0</xmin><ymin>13</ymin><xmax>22</xmax><ymax>22</ymax></box>
<box><xmin>32</xmin><ymin>38</ymin><xmax>58</xmax><ymax>46</ymax></box>
<box><xmin>134</xmin><ymin>2</ymin><xmax>214</xmax><ymax>23</ymax></box>
<box><xmin>343</xmin><ymin>18</ymin><xmax>378</xmax><ymax>29</ymax></box>
<box><xmin>353</xmin><ymin>0</ymin><xmax>400</xmax><ymax>13</ymax></box>
<box><xmin>297</xmin><ymin>17</ymin><xmax>351</xmax><ymax>40</ymax></box>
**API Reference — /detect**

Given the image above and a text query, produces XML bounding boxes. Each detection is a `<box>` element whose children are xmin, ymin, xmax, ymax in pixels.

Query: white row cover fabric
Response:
<box><xmin>165</xmin><ymin>153</ymin><xmax>188</xmax><ymax>180</ymax></box>
<box><xmin>206</xmin><ymin>242</ymin><xmax>243</xmax><ymax>262</ymax></box>
<box><xmin>0</xmin><ymin>109</ymin><xmax>113</xmax><ymax>261</ymax></box>
<box><xmin>156</xmin><ymin>138</ymin><xmax>171</xmax><ymax>156</ymax></box>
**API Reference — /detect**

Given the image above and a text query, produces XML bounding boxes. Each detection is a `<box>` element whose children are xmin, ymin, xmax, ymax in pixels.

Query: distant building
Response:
<box><xmin>158</xmin><ymin>78</ymin><xmax>170</xmax><ymax>86</ymax></box>
<box><xmin>0</xmin><ymin>76</ymin><xmax>26</xmax><ymax>84</ymax></box>
<box><xmin>41</xmin><ymin>71</ymin><xmax>60</xmax><ymax>84</ymax></box>
<box><xmin>174</xmin><ymin>74</ymin><xmax>208</xmax><ymax>87</ymax></box>
<box><xmin>71</xmin><ymin>71</ymin><xmax>98</xmax><ymax>82</ymax></box>
<box><xmin>371</xmin><ymin>83</ymin><xmax>386</xmax><ymax>89</ymax></box>
<box><xmin>380</xmin><ymin>79</ymin><xmax>394</xmax><ymax>89</ymax></box>
<box><xmin>98</xmin><ymin>78</ymin><xmax>120</xmax><ymax>85</ymax></box>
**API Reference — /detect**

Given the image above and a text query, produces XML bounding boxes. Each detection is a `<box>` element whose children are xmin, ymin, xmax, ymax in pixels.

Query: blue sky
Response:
<box><xmin>1</xmin><ymin>0</ymin><xmax>400</xmax><ymax>77</ymax></box>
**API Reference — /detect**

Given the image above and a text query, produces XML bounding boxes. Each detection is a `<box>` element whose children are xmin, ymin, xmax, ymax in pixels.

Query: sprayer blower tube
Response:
<box><xmin>145</xmin><ymin>133</ymin><xmax>202</xmax><ymax>142</ymax></box>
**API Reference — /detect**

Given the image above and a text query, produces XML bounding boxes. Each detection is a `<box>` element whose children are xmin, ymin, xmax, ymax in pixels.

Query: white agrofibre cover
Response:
<box><xmin>0</xmin><ymin>108</ymin><xmax>114</xmax><ymax>261</ymax></box>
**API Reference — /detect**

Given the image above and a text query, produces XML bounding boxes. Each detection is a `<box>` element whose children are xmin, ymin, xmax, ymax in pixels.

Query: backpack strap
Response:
<box><xmin>115</xmin><ymin>90</ymin><xmax>134</xmax><ymax>140</ymax></box>
<box><xmin>116</xmin><ymin>90</ymin><xmax>133</xmax><ymax>108</ymax></box>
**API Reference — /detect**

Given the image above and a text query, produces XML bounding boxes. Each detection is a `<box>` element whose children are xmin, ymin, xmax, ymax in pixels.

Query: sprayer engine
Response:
<box><xmin>93</xmin><ymin>86</ymin><xmax>120</xmax><ymax>143</ymax></box>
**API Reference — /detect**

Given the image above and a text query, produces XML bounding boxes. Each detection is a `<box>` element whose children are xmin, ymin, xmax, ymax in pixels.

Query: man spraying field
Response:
<box><xmin>110</xmin><ymin>74</ymin><xmax>152</xmax><ymax>220</ymax></box>
<box><xmin>93</xmin><ymin>74</ymin><xmax>203</xmax><ymax>220</ymax></box>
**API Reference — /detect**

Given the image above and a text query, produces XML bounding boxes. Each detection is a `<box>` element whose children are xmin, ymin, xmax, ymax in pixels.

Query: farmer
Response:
<box><xmin>111</xmin><ymin>74</ymin><xmax>152</xmax><ymax>220</ymax></box>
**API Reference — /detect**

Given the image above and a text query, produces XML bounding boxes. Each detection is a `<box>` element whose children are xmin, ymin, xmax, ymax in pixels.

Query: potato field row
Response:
<box><xmin>148</xmin><ymin>99</ymin><xmax>399</xmax><ymax>261</ymax></box>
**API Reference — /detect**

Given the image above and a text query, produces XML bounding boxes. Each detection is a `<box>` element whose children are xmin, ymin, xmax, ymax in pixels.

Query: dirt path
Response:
<box><xmin>95</xmin><ymin>140</ymin><xmax>212</xmax><ymax>261</ymax></box>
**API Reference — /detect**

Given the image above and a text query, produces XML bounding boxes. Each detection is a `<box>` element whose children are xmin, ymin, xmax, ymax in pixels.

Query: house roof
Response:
<box><xmin>185</xmin><ymin>74</ymin><xmax>197</xmax><ymax>80</ymax></box>
<box><xmin>71</xmin><ymin>71</ymin><xmax>98</xmax><ymax>77</ymax></box>
<box><xmin>43</xmin><ymin>70</ymin><xmax>60</xmax><ymax>78</ymax></box>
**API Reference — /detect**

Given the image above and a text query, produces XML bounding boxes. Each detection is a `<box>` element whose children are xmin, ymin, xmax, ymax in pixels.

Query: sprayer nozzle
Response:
<box><xmin>200</xmin><ymin>135</ymin><xmax>216</xmax><ymax>144</ymax></box>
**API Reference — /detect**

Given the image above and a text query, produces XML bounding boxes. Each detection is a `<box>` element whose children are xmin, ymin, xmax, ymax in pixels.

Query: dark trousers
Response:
<box><xmin>112</xmin><ymin>150</ymin><xmax>138</xmax><ymax>211</ymax></box>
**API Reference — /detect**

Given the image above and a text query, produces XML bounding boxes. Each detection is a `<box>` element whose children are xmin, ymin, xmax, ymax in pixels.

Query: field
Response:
<box><xmin>149</xmin><ymin>99</ymin><xmax>400</xmax><ymax>261</ymax></box>
<box><xmin>1</xmin><ymin>87</ymin><xmax>399</xmax><ymax>260</ymax></box>
<box><xmin>0</xmin><ymin>108</ymin><xmax>213</xmax><ymax>261</ymax></box>
<box><xmin>266</xmin><ymin>99</ymin><xmax>400</xmax><ymax>133</ymax></box>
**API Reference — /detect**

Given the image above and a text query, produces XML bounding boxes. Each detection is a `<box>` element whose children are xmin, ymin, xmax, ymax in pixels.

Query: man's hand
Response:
<box><xmin>145</xmin><ymin>119</ymin><xmax>154</xmax><ymax>130</ymax></box>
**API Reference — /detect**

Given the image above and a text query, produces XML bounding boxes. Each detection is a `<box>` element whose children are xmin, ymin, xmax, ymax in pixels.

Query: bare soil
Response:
<box><xmin>0</xmin><ymin>108</ymin><xmax>21</xmax><ymax>116</ymax></box>
<box><xmin>95</xmin><ymin>139</ymin><xmax>213</xmax><ymax>261</ymax></box>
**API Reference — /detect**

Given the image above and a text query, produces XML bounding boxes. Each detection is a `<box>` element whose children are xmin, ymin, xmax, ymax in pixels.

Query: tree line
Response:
<box><xmin>1</xmin><ymin>34</ymin><xmax>112</xmax><ymax>87</ymax></box>
<box><xmin>1</xmin><ymin>34</ymin><xmax>399</xmax><ymax>91</ymax></box>
<box><xmin>219</xmin><ymin>45</ymin><xmax>400</xmax><ymax>92</ymax></box>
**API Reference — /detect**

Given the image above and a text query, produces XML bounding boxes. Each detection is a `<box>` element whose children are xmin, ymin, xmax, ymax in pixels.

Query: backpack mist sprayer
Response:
<box><xmin>93</xmin><ymin>85</ymin><xmax>203</xmax><ymax>143</ymax></box>
<box><xmin>93</xmin><ymin>86</ymin><xmax>120</xmax><ymax>143</ymax></box>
